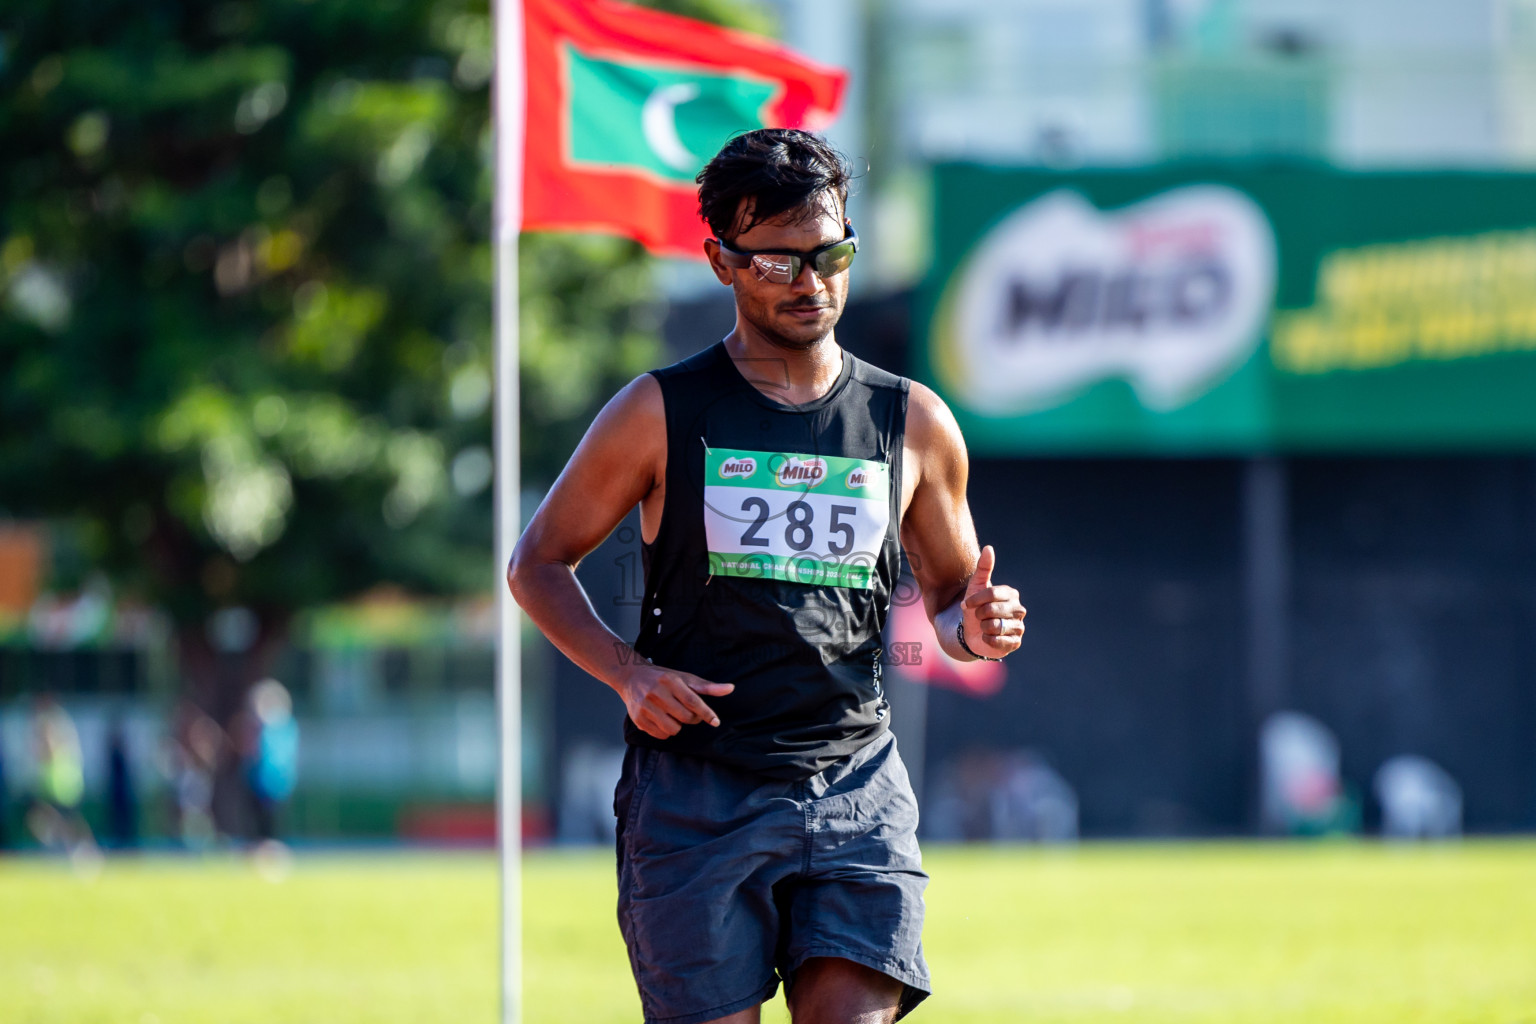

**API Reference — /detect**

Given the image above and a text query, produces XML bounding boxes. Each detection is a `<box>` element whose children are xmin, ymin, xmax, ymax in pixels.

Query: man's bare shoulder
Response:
<box><xmin>587</xmin><ymin>372</ymin><xmax>664</xmax><ymax>442</ymax></box>
<box><xmin>905</xmin><ymin>380</ymin><xmax>967</xmax><ymax>469</ymax></box>
<box><xmin>568</xmin><ymin>372</ymin><xmax>666</xmax><ymax>482</ymax></box>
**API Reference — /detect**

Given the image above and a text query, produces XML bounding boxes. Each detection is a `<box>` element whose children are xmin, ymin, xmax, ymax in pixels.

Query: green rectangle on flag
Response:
<box><xmin>564</xmin><ymin>45</ymin><xmax>776</xmax><ymax>183</ymax></box>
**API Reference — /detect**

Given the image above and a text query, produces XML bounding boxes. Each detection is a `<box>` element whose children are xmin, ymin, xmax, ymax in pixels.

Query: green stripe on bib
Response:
<box><xmin>706</xmin><ymin>446</ymin><xmax>889</xmax><ymax>500</ymax></box>
<box><xmin>707</xmin><ymin>552</ymin><xmax>878</xmax><ymax>588</ymax></box>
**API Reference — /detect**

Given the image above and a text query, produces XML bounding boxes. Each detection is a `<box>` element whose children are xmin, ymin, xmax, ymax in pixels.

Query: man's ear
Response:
<box><xmin>703</xmin><ymin>238</ymin><xmax>733</xmax><ymax>286</ymax></box>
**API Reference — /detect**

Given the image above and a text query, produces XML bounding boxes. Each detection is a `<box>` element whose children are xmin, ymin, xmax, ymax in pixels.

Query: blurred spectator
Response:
<box><xmin>558</xmin><ymin>743</ymin><xmax>626</xmax><ymax>844</ymax></box>
<box><xmin>990</xmin><ymin>752</ymin><xmax>1079</xmax><ymax>842</ymax></box>
<box><xmin>25</xmin><ymin>694</ymin><xmax>97</xmax><ymax>859</ymax></box>
<box><xmin>105</xmin><ymin>717</ymin><xmax>139</xmax><ymax>849</ymax></box>
<box><xmin>167</xmin><ymin>701</ymin><xmax>224</xmax><ymax>849</ymax></box>
<box><xmin>1260</xmin><ymin>711</ymin><xmax>1359</xmax><ymax>836</ymax></box>
<box><xmin>0</xmin><ymin>726</ymin><xmax>9</xmax><ymax>851</ymax></box>
<box><xmin>1375</xmin><ymin>755</ymin><xmax>1462</xmax><ymax>840</ymax></box>
<box><xmin>927</xmin><ymin>749</ymin><xmax>1078</xmax><ymax>842</ymax></box>
<box><xmin>238</xmin><ymin>679</ymin><xmax>299</xmax><ymax>844</ymax></box>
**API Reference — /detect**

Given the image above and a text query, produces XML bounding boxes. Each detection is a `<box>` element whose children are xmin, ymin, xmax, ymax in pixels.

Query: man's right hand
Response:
<box><xmin>618</xmin><ymin>663</ymin><xmax>735</xmax><ymax>739</ymax></box>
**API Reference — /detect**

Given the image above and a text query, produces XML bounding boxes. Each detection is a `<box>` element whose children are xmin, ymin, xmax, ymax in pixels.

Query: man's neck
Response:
<box><xmin>722</xmin><ymin>325</ymin><xmax>843</xmax><ymax>406</ymax></box>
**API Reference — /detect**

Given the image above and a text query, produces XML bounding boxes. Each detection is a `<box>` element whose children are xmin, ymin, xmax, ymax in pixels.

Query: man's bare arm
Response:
<box><xmin>507</xmin><ymin>374</ymin><xmax>733</xmax><ymax>737</ymax></box>
<box><xmin>899</xmin><ymin>383</ymin><xmax>1026</xmax><ymax>661</ymax></box>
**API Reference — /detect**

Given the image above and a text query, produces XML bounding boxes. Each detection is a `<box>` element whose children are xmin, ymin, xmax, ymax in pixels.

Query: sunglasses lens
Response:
<box><xmin>812</xmin><ymin>241</ymin><xmax>856</xmax><ymax>278</ymax></box>
<box><xmin>750</xmin><ymin>254</ymin><xmax>798</xmax><ymax>283</ymax></box>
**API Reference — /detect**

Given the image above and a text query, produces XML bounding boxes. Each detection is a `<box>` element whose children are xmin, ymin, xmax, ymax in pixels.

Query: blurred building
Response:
<box><xmin>883</xmin><ymin>0</ymin><xmax>1536</xmax><ymax>169</ymax></box>
<box><xmin>842</xmin><ymin>0</ymin><xmax>1536</xmax><ymax>290</ymax></box>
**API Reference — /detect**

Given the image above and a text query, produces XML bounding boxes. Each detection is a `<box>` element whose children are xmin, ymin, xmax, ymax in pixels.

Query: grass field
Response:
<box><xmin>3</xmin><ymin>841</ymin><xmax>1534</xmax><ymax>1023</ymax></box>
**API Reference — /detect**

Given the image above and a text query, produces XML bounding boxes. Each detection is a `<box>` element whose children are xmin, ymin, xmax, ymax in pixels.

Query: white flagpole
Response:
<box><xmin>492</xmin><ymin>0</ymin><xmax>525</xmax><ymax>1022</ymax></box>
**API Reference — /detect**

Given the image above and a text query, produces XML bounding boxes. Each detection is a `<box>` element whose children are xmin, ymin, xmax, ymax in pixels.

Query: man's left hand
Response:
<box><xmin>961</xmin><ymin>544</ymin><xmax>1026</xmax><ymax>658</ymax></box>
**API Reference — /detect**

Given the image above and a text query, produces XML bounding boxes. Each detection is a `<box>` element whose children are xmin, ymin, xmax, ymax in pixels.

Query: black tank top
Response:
<box><xmin>627</xmin><ymin>340</ymin><xmax>911</xmax><ymax>779</ymax></box>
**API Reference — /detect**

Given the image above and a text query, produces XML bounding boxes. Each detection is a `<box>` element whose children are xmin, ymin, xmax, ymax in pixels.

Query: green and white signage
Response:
<box><xmin>703</xmin><ymin>446</ymin><xmax>889</xmax><ymax>589</ymax></box>
<box><xmin>923</xmin><ymin>165</ymin><xmax>1536</xmax><ymax>453</ymax></box>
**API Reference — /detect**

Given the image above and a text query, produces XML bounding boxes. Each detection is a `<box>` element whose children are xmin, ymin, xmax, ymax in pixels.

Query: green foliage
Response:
<box><xmin>1</xmin><ymin>0</ymin><xmax>496</xmax><ymax>622</ymax></box>
<box><xmin>653</xmin><ymin>0</ymin><xmax>778</xmax><ymax>36</ymax></box>
<box><xmin>0</xmin><ymin>0</ymin><xmax>766</xmax><ymax>628</ymax></box>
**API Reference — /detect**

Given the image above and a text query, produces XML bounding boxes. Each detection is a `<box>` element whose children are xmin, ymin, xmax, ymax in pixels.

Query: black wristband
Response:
<box><xmin>956</xmin><ymin>618</ymin><xmax>1002</xmax><ymax>662</ymax></box>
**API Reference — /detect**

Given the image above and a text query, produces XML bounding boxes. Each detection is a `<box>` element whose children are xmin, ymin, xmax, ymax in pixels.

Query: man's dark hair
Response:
<box><xmin>696</xmin><ymin>128</ymin><xmax>852</xmax><ymax>242</ymax></box>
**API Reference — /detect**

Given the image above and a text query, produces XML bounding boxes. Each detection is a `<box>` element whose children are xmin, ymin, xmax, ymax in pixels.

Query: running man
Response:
<box><xmin>509</xmin><ymin>129</ymin><xmax>1026</xmax><ymax>1024</ymax></box>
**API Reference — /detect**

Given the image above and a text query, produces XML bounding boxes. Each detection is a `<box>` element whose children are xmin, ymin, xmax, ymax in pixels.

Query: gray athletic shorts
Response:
<box><xmin>613</xmin><ymin>729</ymin><xmax>931</xmax><ymax>1024</ymax></box>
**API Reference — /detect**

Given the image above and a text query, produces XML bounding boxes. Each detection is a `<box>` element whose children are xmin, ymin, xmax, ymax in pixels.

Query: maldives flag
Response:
<box><xmin>521</xmin><ymin>0</ymin><xmax>848</xmax><ymax>258</ymax></box>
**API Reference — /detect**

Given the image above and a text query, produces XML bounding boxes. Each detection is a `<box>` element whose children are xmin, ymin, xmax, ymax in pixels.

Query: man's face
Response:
<box><xmin>707</xmin><ymin>192</ymin><xmax>850</xmax><ymax>351</ymax></box>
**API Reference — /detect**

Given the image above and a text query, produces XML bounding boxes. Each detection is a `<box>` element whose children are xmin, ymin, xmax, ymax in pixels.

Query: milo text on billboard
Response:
<box><xmin>923</xmin><ymin>165</ymin><xmax>1536</xmax><ymax>452</ymax></box>
<box><xmin>933</xmin><ymin>187</ymin><xmax>1277</xmax><ymax>416</ymax></box>
<box><xmin>1004</xmin><ymin>259</ymin><xmax>1233</xmax><ymax>335</ymax></box>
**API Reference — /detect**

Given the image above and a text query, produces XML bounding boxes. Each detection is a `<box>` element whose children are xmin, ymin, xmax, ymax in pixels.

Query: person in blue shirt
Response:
<box><xmin>241</xmin><ymin>678</ymin><xmax>299</xmax><ymax>843</ymax></box>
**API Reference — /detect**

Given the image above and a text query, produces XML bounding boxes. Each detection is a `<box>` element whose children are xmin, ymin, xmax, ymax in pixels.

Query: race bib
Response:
<box><xmin>703</xmin><ymin>446</ymin><xmax>890</xmax><ymax>589</ymax></box>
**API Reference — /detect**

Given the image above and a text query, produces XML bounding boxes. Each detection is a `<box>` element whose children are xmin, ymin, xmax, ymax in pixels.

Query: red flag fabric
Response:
<box><xmin>522</xmin><ymin>0</ymin><xmax>848</xmax><ymax>258</ymax></box>
<box><xmin>889</xmin><ymin>597</ymin><xmax>1008</xmax><ymax>698</ymax></box>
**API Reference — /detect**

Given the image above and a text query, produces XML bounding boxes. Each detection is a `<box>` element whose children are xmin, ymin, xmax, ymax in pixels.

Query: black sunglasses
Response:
<box><xmin>714</xmin><ymin>225</ymin><xmax>858</xmax><ymax>284</ymax></box>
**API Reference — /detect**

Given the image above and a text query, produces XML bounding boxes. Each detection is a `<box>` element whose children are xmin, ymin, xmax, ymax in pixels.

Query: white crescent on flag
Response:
<box><xmin>641</xmin><ymin>82</ymin><xmax>700</xmax><ymax>173</ymax></box>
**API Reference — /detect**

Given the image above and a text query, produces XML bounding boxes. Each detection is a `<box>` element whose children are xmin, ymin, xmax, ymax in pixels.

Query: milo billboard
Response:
<box><xmin>923</xmin><ymin>165</ymin><xmax>1536</xmax><ymax>453</ymax></box>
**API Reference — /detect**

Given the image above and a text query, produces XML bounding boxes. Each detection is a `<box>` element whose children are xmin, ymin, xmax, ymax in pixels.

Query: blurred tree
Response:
<box><xmin>0</xmin><ymin>0</ymin><xmax>767</xmax><ymax>717</ymax></box>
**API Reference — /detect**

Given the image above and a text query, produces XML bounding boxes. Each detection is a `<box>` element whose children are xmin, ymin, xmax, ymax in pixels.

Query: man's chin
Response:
<box><xmin>769</xmin><ymin>312</ymin><xmax>836</xmax><ymax>347</ymax></box>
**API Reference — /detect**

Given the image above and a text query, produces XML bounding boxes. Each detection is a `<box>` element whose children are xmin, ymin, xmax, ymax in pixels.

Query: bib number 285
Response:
<box><xmin>738</xmin><ymin>497</ymin><xmax>858</xmax><ymax>555</ymax></box>
<box><xmin>704</xmin><ymin>446</ymin><xmax>890</xmax><ymax>589</ymax></box>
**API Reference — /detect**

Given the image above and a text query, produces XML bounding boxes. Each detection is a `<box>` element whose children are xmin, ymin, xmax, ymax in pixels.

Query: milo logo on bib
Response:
<box><xmin>775</xmin><ymin>457</ymin><xmax>827</xmax><ymax>488</ymax></box>
<box><xmin>703</xmin><ymin>446</ymin><xmax>890</xmax><ymax>589</ymax></box>
<box><xmin>718</xmin><ymin>456</ymin><xmax>756</xmax><ymax>479</ymax></box>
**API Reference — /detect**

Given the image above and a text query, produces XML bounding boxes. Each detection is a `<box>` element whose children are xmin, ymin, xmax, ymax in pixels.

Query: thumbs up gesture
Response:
<box><xmin>959</xmin><ymin>545</ymin><xmax>1026</xmax><ymax>659</ymax></box>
